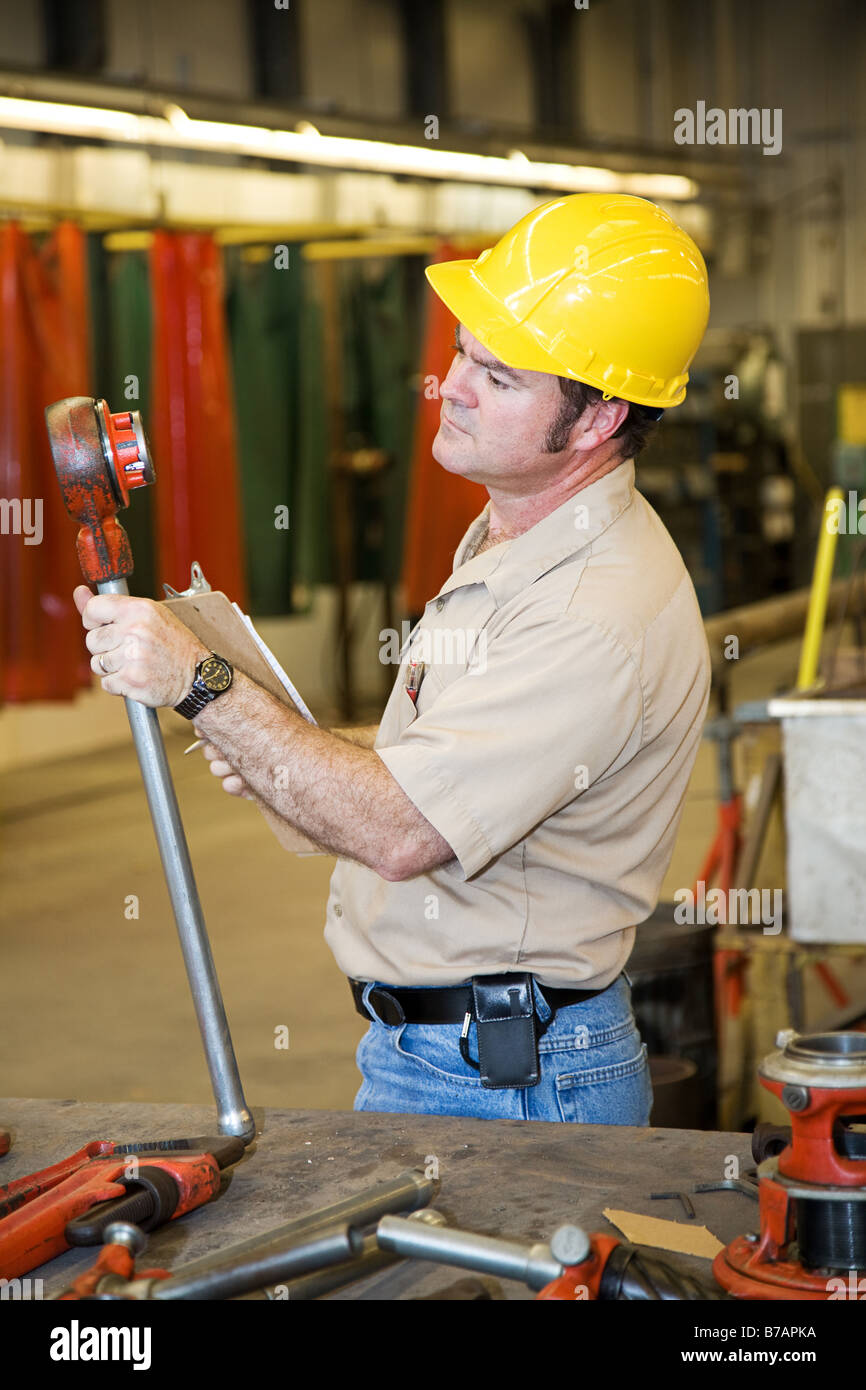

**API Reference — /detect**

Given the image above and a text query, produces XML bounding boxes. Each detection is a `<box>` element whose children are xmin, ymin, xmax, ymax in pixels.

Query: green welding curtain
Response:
<box><xmin>294</xmin><ymin>258</ymin><xmax>331</xmax><ymax>597</ymax></box>
<box><xmin>225</xmin><ymin>245</ymin><xmax>303</xmax><ymax>616</ymax></box>
<box><xmin>294</xmin><ymin>253</ymin><xmax>423</xmax><ymax>594</ymax></box>
<box><xmin>225</xmin><ymin>248</ymin><xmax>421</xmax><ymax>603</ymax></box>
<box><xmin>336</xmin><ymin>255</ymin><xmax>423</xmax><ymax>585</ymax></box>
<box><xmin>87</xmin><ymin>237</ymin><xmax>156</xmax><ymax>599</ymax></box>
<box><xmin>88</xmin><ymin>241</ymin><xmax>423</xmax><ymax>614</ymax></box>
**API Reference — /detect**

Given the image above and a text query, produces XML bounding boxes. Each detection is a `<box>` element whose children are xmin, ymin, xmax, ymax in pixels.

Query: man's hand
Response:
<box><xmin>194</xmin><ymin>728</ymin><xmax>253</xmax><ymax>799</ymax></box>
<box><xmin>74</xmin><ymin>585</ymin><xmax>209</xmax><ymax>708</ymax></box>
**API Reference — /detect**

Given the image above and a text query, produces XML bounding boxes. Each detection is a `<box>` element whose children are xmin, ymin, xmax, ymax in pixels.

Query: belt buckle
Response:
<box><xmin>367</xmin><ymin>986</ymin><xmax>406</xmax><ymax>1027</ymax></box>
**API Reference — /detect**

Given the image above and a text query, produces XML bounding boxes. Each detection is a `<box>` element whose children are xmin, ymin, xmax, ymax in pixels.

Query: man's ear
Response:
<box><xmin>596</xmin><ymin>396</ymin><xmax>630</xmax><ymax>442</ymax></box>
<box><xmin>576</xmin><ymin>397</ymin><xmax>629</xmax><ymax>452</ymax></box>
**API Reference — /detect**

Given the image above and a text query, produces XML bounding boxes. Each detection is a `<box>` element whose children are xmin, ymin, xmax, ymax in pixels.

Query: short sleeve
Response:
<box><xmin>377</xmin><ymin>610</ymin><xmax>644</xmax><ymax>879</ymax></box>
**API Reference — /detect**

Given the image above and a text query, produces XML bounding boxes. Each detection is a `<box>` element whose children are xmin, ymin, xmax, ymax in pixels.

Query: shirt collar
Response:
<box><xmin>439</xmin><ymin>458</ymin><xmax>636</xmax><ymax>609</ymax></box>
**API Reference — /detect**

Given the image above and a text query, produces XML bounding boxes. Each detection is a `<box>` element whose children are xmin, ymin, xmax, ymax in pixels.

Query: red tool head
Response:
<box><xmin>45</xmin><ymin>396</ymin><xmax>154</xmax><ymax>584</ymax></box>
<box><xmin>715</xmin><ymin>1030</ymin><xmax>866</xmax><ymax>1300</ymax></box>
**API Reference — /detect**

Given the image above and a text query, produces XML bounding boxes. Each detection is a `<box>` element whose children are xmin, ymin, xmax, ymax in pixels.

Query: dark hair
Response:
<box><xmin>544</xmin><ymin>376</ymin><xmax>662</xmax><ymax>459</ymax></box>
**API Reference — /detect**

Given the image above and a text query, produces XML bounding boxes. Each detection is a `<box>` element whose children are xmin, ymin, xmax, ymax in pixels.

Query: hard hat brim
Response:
<box><xmin>425</xmin><ymin>257</ymin><xmax>546</xmax><ymax>376</ymax></box>
<box><xmin>425</xmin><ymin>257</ymin><xmax>690</xmax><ymax>409</ymax></box>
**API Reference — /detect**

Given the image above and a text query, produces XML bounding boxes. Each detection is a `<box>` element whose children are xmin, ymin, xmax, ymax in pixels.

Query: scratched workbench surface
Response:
<box><xmin>1</xmin><ymin>1098</ymin><xmax>755</xmax><ymax>1300</ymax></box>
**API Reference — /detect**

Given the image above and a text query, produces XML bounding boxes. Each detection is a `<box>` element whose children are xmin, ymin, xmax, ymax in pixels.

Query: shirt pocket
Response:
<box><xmin>397</xmin><ymin>686</ymin><xmax>420</xmax><ymax>729</ymax></box>
<box><xmin>400</xmin><ymin>659</ymin><xmax>442</xmax><ymax>721</ymax></box>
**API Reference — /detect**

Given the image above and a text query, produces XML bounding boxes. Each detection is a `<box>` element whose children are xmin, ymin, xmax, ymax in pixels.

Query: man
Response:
<box><xmin>75</xmin><ymin>193</ymin><xmax>711</xmax><ymax>1126</ymax></box>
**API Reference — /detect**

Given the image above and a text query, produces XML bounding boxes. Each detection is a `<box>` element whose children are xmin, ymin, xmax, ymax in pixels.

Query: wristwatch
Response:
<box><xmin>174</xmin><ymin>653</ymin><xmax>234</xmax><ymax>719</ymax></box>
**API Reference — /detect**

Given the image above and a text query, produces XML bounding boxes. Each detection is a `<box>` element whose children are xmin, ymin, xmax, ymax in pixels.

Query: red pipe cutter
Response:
<box><xmin>0</xmin><ymin>1135</ymin><xmax>243</xmax><ymax>1281</ymax></box>
<box><xmin>44</xmin><ymin>396</ymin><xmax>254</xmax><ymax>1142</ymax></box>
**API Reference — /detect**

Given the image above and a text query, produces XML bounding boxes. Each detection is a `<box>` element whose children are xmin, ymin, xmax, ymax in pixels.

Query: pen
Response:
<box><xmin>183</xmin><ymin>738</ymin><xmax>206</xmax><ymax>755</ymax></box>
<box><xmin>405</xmin><ymin>660</ymin><xmax>425</xmax><ymax>705</ymax></box>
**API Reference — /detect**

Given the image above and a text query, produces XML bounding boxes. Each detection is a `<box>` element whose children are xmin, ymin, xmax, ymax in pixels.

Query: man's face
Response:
<box><xmin>432</xmin><ymin>324</ymin><xmax>572</xmax><ymax>494</ymax></box>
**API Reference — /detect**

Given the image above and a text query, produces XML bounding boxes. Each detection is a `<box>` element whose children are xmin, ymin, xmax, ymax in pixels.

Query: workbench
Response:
<box><xmin>1</xmin><ymin>1098</ymin><xmax>755</xmax><ymax>1300</ymax></box>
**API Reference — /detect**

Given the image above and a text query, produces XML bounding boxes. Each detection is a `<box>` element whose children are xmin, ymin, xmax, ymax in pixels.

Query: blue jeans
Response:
<box><xmin>353</xmin><ymin>974</ymin><xmax>652</xmax><ymax>1124</ymax></box>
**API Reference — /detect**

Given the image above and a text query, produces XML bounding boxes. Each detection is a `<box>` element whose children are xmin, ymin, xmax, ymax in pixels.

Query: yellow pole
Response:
<box><xmin>797</xmin><ymin>486</ymin><xmax>844</xmax><ymax>689</ymax></box>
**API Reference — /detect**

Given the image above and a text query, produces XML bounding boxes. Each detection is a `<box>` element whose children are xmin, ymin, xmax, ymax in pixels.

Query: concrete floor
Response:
<box><xmin>0</xmin><ymin>637</ymin><xmax>806</xmax><ymax>1115</ymax></box>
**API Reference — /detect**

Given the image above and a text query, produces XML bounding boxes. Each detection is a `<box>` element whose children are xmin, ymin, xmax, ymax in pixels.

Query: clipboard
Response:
<box><xmin>164</xmin><ymin>584</ymin><xmax>321</xmax><ymax>855</ymax></box>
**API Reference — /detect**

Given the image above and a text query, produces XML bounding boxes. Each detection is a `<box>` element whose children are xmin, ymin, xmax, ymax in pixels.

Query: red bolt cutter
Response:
<box><xmin>0</xmin><ymin>1135</ymin><xmax>244</xmax><ymax>1281</ymax></box>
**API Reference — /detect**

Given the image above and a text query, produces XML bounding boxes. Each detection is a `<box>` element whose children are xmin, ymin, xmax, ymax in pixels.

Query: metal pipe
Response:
<box><xmin>261</xmin><ymin>1207</ymin><xmax>448</xmax><ymax>1301</ymax></box>
<box><xmin>163</xmin><ymin>1169</ymin><xmax>438</xmax><ymax>1281</ymax></box>
<box><xmin>798</xmin><ymin>488</ymin><xmax>844</xmax><ymax>689</ymax></box>
<box><xmin>703</xmin><ymin>579</ymin><xmax>853</xmax><ymax>676</ymax></box>
<box><xmin>152</xmin><ymin>1224</ymin><xmax>361</xmax><ymax>1301</ymax></box>
<box><xmin>376</xmin><ymin>1214</ymin><xmax>564</xmax><ymax>1292</ymax></box>
<box><xmin>100</xmin><ymin>579</ymin><xmax>254</xmax><ymax>1143</ymax></box>
<box><xmin>262</xmin><ymin>1233</ymin><xmax>395</xmax><ymax>1301</ymax></box>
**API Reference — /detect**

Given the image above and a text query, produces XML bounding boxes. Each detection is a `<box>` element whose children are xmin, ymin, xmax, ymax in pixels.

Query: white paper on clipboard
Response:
<box><xmin>230</xmin><ymin>604</ymin><xmax>317</xmax><ymax>726</ymax></box>
<box><xmin>164</xmin><ymin>585</ymin><xmax>322</xmax><ymax>854</ymax></box>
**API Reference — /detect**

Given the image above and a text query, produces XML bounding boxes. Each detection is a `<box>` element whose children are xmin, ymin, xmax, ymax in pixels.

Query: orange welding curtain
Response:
<box><xmin>401</xmin><ymin>243</ymin><xmax>489</xmax><ymax>615</ymax></box>
<box><xmin>149</xmin><ymin>232</ymin><xmax>247</xmax><ymax>607</ymax></box>
<box><xmin>0</xmin><ymin>222</ymin><xmax>93</xmax><ymax>703</ymax></box>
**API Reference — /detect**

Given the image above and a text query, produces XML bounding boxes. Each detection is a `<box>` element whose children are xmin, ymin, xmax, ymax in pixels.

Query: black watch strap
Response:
<box><xmin>174</xmin><ymin>654</ymin><xmax>233</xmax><ymax>720</ymax></box>
<box><xmin>174</xmin><ymin>684</ymin><xmax>217</xmax><ymax>719</ymax></box>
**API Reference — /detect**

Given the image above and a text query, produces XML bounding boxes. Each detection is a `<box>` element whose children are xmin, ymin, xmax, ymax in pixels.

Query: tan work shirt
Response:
<box><xmin>324</xmin><ymin>458</ymin><xmax>711</xmax><ymax>988</ymax></box>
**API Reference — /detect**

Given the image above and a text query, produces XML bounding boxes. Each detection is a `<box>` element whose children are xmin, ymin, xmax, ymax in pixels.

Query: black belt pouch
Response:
<box><xmin>471</xmin><ymin>973</ymin><xmax>540</xmax><ymax>1089</ymax></box>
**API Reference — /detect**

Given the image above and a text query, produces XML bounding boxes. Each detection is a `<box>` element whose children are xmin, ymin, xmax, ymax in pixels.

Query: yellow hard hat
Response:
<box><xmin>425</xmin><ymin>193</ymin><xmax>710</xmax><ymax>409</ymax></box>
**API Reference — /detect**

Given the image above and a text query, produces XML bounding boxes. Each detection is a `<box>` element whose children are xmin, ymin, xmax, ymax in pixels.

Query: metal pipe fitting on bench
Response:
<box><xmin>377</xmin><ymin>1212</ymin><xmax>565</xmax><ymax>1291</ymax></box>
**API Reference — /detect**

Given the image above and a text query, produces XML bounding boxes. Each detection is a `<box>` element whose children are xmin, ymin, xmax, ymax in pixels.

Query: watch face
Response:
<box><xmin>200</xmin><ymin>656</ymin><xmax>232</xmax><ymax>693</ymax></box>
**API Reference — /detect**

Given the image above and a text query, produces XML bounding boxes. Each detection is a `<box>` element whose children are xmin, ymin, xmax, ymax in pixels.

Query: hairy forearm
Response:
<box><xmin>330</xmin><ymin>724</ymin><xmax>379</xmax><ymax>749</ymax></box>
<box><xmin>194</xmin><ymin>675</ymin><xmax>451</xmax><ymax>880</ymax></box>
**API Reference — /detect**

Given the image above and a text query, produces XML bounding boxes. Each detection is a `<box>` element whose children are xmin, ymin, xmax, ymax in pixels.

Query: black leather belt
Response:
<box><xmin>349</xmin><ymin>975</ymin><xmax>608</xmax><ymax>1027</ymax></box>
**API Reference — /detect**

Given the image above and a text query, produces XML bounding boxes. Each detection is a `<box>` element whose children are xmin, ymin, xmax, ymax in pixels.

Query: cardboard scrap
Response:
<box><xmin>602</xmin><ymin>1208</ymin><xmax>723</xmax><ymax>1259</ymax></box>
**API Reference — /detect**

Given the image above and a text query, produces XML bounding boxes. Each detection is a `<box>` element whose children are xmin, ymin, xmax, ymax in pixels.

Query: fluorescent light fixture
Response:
<box><xmin>0</xmin><ymin>96</ymin><xmax>699</xmax><ymax>200</ymax></box>
<box><xmin>163</xmin><ymin>103</ymin><xmax>189</xmax><ymax>130</ymax></box>
<box><xmin>0</xmin><ymin>97</ymin><xmax>140</xmax><ymax>141</ymax></box>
